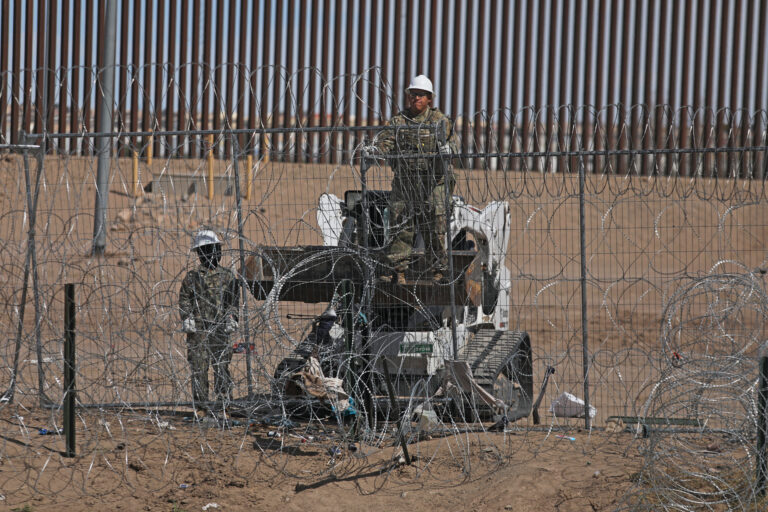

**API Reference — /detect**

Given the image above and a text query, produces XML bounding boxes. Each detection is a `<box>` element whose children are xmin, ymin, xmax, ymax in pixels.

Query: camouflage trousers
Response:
<box><xmin>386</xmin><ymin>180</ymin><xmax>453</xmax><ymax>273</ymax></box>
<box><xmin>187</xmin><ymin>330</ymin><xmax>233</xmax><ymax>404</ymax></box>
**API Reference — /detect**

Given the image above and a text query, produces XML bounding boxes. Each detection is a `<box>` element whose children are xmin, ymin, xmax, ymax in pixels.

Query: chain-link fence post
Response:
<box><xmin>92</xmin><ymin>0</ymin><xmax>118</xmax><ymax>255</ymax></box>
<box><xmin>2</xmin><ymin>141</ymin><xmax>40</xmax><ymax>403</ymax></box>
<box><xmin>232</xmin><ymin>134</ymin><xmax>254</xmax><ymax>400</ymax></box>
<box><xmin>360</xmin><ymin>145</ymin><xmax>374</xmax><ymax>429</ymax></box>
<box><xmin>757</xmin><ymin>342</ymin><xmax>768</xmax><ymax>496</ymax></box>
<box><xmin>64</xmin><ymin>283</ymin><xmax>77</xmax><ymax>458</ymax></box>
<box><xmin>26</xmin><ymin>135</ymin><xmax>49</xmax><ymax>407</ymax></box>
<box><xmin>437</xmin><ymin>122</ymin><xmax>458</xmax><ymax>358</ymax></box>
<box><xmin>578</xmin><ymin>146</ymin><xmax>592</xmax><ymax>430</ymax></box>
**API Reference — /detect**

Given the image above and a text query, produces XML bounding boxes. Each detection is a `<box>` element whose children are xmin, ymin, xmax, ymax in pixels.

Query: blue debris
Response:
<box><xmin>260</xmin><ymin>416</ymin><xmax>297</xmax><ymax>429</ymax></box>
<box><xmin>331</xmin><ymin>397</ymin><xmax>357</xmax><ymax>417</ymax></box>
<box><xmin>343</xmin><ymin>398</ymin><xmax>357</xmax><ymax>417</ymax></box>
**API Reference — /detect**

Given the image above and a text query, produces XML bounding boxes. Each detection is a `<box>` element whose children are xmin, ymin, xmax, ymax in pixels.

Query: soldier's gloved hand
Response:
<box><xmin>438</xmin><ymin>143</ymin><xmax>452</xmax><ymax>155</ymax></box>
<box><xmin>224</xmin><ymin>316</ymin><xmax>238</xmax><ymax>334</ymax></box>
<box><xmin>181</xmin><ymin>318</ymin><xmax>196</xmax><ymax>334</ymax></box>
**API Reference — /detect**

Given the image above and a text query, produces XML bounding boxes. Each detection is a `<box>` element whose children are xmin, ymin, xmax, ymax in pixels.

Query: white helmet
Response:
<box><xmin>191</xmin><ymin>229</ymin><xmax>220</xmax><ymax>250</ymax></box>
<box><xmin>406</xmin><ymin>75</ymin><xmax>434</xmax><ymax>96</ymax></box>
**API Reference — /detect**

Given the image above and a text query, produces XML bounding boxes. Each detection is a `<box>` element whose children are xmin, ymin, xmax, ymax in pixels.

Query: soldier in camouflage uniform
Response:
<box><xmin>179</xmin><ymin>230</ymin><xmax>240</xmax><ymax>414</ymax></box>
<box><xmin>375</xmin><ymin>75</ymin><xmax>459</xmax><ymax>283</ymax></box>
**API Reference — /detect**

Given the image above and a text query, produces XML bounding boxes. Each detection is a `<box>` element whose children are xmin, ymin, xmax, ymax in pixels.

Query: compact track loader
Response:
<box><xmin>244</xmin><ymin>189</ymin><xmax>533</xmax><ymax>422</ymax></box>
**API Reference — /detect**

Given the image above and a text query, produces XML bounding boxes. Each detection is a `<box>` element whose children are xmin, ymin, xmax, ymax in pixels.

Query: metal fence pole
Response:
<box><xmin>341</xmin><ymin>279</ymin><xmax>354</xmax><ymax>395</ymax></box>
<box><xmin>437</xmin><ymin>122</ymin><xmax>458</xmax><ymax>358</ymax></box>
<box><xmin>382</xmin><ymin>358</ymin><xmax>411</xmax><ymax>465</ymax></box>
<box><xmin>2</xmin><ymin>146</ymin><xmax>33</xmax><ymax>403</ymax></box>
<box><xmin>27</xmin><ymin>138</ymin><xmax>48</xmax><ymax>406</ymax></box>
<box><xmin>578</xmin><ymin>151</ymin><xmax>592</xmax><ymax>430</ymax></box>
<box><xmin>757</xmin><ymin>342</ymin><xmax>768</xmax><ymax>496</ymax></box>
<box><xmin>64</xmin><ymin>283</ymin><xmax>76</xmax><ymax>458</ymax></box>
<box><xmin>92</xmin><ymin>0</ymin><xmax>117</xmax><ymax>255</ymax></box>
<box><xmin>360</xmin><ymin>148</ymin><xmax>374</xmax><ymax>428</ymax></box>
<box><xmin>231</xmin><ymin>136</ymin><xmax>253</xmax><ymax>399</ymax></box>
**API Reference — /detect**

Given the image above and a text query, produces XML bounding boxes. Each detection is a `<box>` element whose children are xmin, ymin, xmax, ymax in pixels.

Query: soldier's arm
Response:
<box><xmin>225</xmin><ymin>271</ymin><xmax>241</xmax><ymax>320</ymax></box>
<box><xmin>179</xmin><ymin>272</ymin><xmax>196</xmax><ymax>320</ymax></box>
<box><xmin>375</xmin><ymin>115</ymin><xmax>402</xmax><ymax>154</ymax></box>
<box><xmin>438</xmin><ymin>112</ymin><xmax>459</xmax><ymax>154</ymax></box>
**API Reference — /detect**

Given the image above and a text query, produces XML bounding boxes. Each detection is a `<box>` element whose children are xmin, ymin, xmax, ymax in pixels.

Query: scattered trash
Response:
<box><xmin>38</xmin><ymin>428</ymin><xmax>63</xmax><ymax>435</ymax></box>
<box><xmin>115</xmin><ymin>442</ymin><xmax>125</xmax><ymax>450</ymax></box>
<box><xmin>671</xmin><ymin>350</ymin><xmax>684</xmax><ymax>368</ymax></box>
<box><xmin>392</xmin><ymin>449</ymin><xmax>407</xmax><ymax>465</ymax></box>
<box><xmin>488</xmin><ymin>415</ymin><xmax>509</xmax><ymax>432</ymax></box>
<box><xmin>232</xmin><ymin>342</ymin><xmax>255</xmax><ymax>354</ymax></box>
<box><xmin>550</xmin><ymin>392</ymin><xmax>597</xmax><ymax>419</ymax></box>
<box><xmin>593</xmin><ymin>470</ymin><xmax>601</xmax><ymax>478</ymax></box>
<box><xmin>327</xmin><ymin>446</ymin><xmax>341</xmax><ymax>457</ymax></box>
<box><xmin>128</xmin><ymin>459</ymin><xmax>147</xmax><ymax>472</ymax></box>
<box><xmin>556</xmin><ymin>435</ymin><xmax>576</xmax><ymax>441</ymax></box>
<box><xmin>202</xmin><ymin>503</ymin><xmax>219</xmax><ymax>510</ymax></box>
<box><xmin>156</xmin><ymin>421</ymin><xmax>176</xmax><ymax>430</ymax></box>
<box><xmin>179</xmin><ymin>483</ymin><xmax>190</xmax><ymax>489</ymax></box>
<box><xmin>267</xmin><ymin>431</ymin><xmax>282</xmax><ymax>439</ymax></box>
<box><xmin>331</xmin><ymin>397</ymin><xmax>357</xmax><ymax>417</ymax></box>
<box><xmin>260</xmin><ymin>416</ymin><xmax>297</xmax><ymax>429</ymax></box>
<box><xmin>347</xmin><ymin>443</ymin><xmax>357</xmax><ymax>452</ymax></box>
<box><xmin>414</xmin><ymin>409</ymin><xmax>440</xmax><ymax>431</ymax></box>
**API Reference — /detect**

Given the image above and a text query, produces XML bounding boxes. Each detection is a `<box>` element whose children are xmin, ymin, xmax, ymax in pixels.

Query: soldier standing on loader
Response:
<box><xmin>179</xmin><ymin>230</ymin><xmax>240</xmax><ymax>418</ymax></box>
<box><xmin>372</xmin><ymin>74</ymin><xmax>459</xmax><ymax>284</ymax></box>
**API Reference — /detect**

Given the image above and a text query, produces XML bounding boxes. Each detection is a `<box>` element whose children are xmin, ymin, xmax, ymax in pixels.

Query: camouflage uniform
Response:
<box><xmin>179</xmin><ymin>265</ymin><xmax>240</xmax><ymax>403</ymax></box>
<box><xmin>377</xmin><ymin>107</ymin><xmax>459</xmax><ymax>273</ymax></box>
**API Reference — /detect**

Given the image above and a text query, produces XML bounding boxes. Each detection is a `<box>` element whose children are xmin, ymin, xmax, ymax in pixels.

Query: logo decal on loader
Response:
<box><xmin>399</xmin><ymin>343</ymin><xmax>433</xmax><ymax>354</ymax></box>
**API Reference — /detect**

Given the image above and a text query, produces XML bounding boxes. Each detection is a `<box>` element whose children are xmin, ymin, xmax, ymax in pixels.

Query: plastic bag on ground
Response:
<box><xmin>549</xmin><ymin>392</ymin><xmax>597</xmax><ymax>419</ymax></box>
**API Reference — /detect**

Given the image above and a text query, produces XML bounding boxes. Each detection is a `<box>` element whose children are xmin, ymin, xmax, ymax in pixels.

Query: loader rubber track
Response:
<box><xmin>458</xmin><ymin>329</ymin><xmax>533</xmax><ymax>421</ymax></box>
<box><xmin>460</xmin><ymin>329</ymin><xmax>528</xmax><ymax>388</ymax></box>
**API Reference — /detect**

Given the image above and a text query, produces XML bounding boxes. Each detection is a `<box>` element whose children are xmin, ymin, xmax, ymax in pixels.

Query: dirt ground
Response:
<box><xmin>0</xmin><ymin>405</ymin><xmax>645</xmax><ymax>512</ymax></box>
<box><xmin>2</xmin><ymin>154</ymin><xmax>767</xmax><ymax>510</ymax></box>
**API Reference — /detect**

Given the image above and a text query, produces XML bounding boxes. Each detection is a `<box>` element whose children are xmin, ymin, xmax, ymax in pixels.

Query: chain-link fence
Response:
<box><xmin>1</xmin><ymin>101</ymin><xmax>768</xmax><ymax>509</ymax></box>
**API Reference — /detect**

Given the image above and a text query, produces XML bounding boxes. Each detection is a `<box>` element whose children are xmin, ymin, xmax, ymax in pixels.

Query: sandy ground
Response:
<box><xmin>1</xmin><ymin>154</ymin><xmax>767</xmax><ymax>510</ymax></box>
<box><xmin>0</xmin><ymin>406</ymin><xmax>645</xmax><ymax>512</ymax></box>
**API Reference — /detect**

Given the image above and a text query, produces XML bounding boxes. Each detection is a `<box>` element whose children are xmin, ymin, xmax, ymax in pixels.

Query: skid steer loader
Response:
<box><xmin>244</xmin><ymin>189</ymin><xmax>533</xmax><ymax>422</ymax></box>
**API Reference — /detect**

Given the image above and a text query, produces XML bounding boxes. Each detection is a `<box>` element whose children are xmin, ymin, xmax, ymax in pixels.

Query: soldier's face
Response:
<box><xmin>197</xmin><ymin>243</ymin><xmax>221</xmax><ymax>269</ymax></box>
<box><xmin>407</xmin><ymin>90</ymin><xmax>431</xmax><ymax>115</ymax></box>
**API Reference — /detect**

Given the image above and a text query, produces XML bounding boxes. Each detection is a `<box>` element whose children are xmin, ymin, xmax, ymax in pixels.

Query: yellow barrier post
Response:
<box><xmin>245</xmin><ymin>154</ymin><xmax>253</xmax><ymax>200</ymax></box>
<box><xmin>147</xmin><ymin>131</ymin><xmax>153</xmax><ymax>166</ymax></box>
<box><xmin>263</xmin><ymin>136</ymin><xmax>270</xmax><ymax>164</ymax></box>
<box><xmin>132</xmin><ymin>150</ymin><xmax>140</xmax><ymax>197</ymax></box>
<box><xmin>207</xmin><ymin>134</ymin><xmax>215</xmax><ymax>200</ymax></box>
